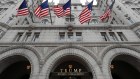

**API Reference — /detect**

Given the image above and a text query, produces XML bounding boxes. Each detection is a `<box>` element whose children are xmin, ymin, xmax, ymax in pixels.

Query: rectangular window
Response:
<box><xmin>59</xmin><ymin>32</ymin><xmax>65</xmax><ymax>40</ymax></box>
<box><xmin>23</xmin><ymin>32</ymin><xmax>32</xmax><ymax>42</ymax></box>
<box><xmin>132</xmin><ymin>8</ymin><xmax>140</xmax><ymax>15</ymax></box>
<box><xmin>101</xmin><ymin>32</ymin><xmax>109</xmax><ymax>41</ymax></box>
<box><xmin>109</xmin><ymin>32</ymin><xmax>118</xmax><ymax>41</ymax></box>
<box><xmin>32</xmin><ymin>32</ymin><xmax>40</xmax><ymax>42</ymax></box>
<box><xmin>0</xmin><ymin>8</ymin><xmax>8</xmax><ymax>15</ymax></box>
<box><xmin>67</xmin><ymin>32</ymin><xmax>73</xmax><ymax>39</ymax></box>
<box><xmin>117</xmin><ymin>32</ymin><xmax>127</xmax><ymax>41</ymax></box>
<box><xmin>65</xmin><ymin>15</ymin><xmax>75</xmax><ymax>23</ymax></box>
<box><xmin>90</xmin><ymin>19</ymin><xmax>98</xmax><ymax>24</ymax></box>
<box><xmin>15</xmin><ymin>32</ymin><xmax>23</xmax><ymax>42</ymax></box>
<box><xmin>76</xmin><ymin>32</ymin><xmax>82</xmax><ymax>41</ymax></box>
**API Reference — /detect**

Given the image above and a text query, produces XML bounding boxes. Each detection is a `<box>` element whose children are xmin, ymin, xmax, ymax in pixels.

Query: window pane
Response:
<box><xmin>15</xmin><ymin>32</ymin><xmax>23</xmax><ymax>42</ymax></box>
<box><xmin>65</xmin><ymin>15</ymin><xmax>75</xmax><ymax>22</ymax></box>
<box><xmin>59</xmin><ymin>32</ymin><xmax>65</xmax><ymax>40</ymax></box>
<box><xmin>76</xmin><ymin>32</ymin><xmax>82</xmax><ymax>41</ymax></box>
<box><xmin>23</xmin><ymin>32</ymin><xmax>32</xmax><ymax>42</ymax></box>
<box><xmin>101</xmin><ymin>32</ymin><xmax>109</xmax><ymax>41</ymax></box>
<box><xmin>109</xmin><ymin>32</ymin><xmax>118</xmax><ymax>41</ymax></box>
<box><xmin>117</xmin><ymin>32</ymin><xmax>127</xmax><ymax>41</ymax></box>
<box><xmin>68</xmin><ymin>32</ymin><xmax>73</xmax><ymax>39</ymax></box>
<box><xmin>76</xmin><ymin>32</ymin><xmax>82</xmax><ymax>36</ymax></box>
<box><xmin>32</xmin><ymin>32</ymin><xmax>40</xmax><ymax>42</ymax></box>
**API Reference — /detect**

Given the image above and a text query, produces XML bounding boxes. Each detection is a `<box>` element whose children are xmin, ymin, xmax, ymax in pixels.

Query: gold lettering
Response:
<box><xmin>69</xmin><ymin>69</ymin><xmax>72</xmax><ymax>72</ymax></box>
<box><xmin>65</xmin><ymin>69</ymin><xmax>67</xmax><ymax>72</ymax></box>
<box><xmin>74</xmin><ymin>69</ymin><xmax>78</xmax><ymax>72</ymax></box>
<box><xmin>79</xmin><ymin>69</ymin><xmax>82</xmax><ymax>72</ymax></box>
<box><xmin>60</xmin><ymin>69</ymin><xmax>63</xmax><ymax>72</ymax></box>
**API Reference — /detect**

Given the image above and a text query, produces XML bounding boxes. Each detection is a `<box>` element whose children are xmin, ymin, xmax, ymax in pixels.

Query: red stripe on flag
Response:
<box><xmin>64</xmin><ymin>8</ymin><xmax>70</xmax><ymax>16</ymax></box>
<box><xmin>17</xmin><ymin>8</ymin><xmax>29</xmax><ymax>16</ymax></box>
<box><xmin>53</xmin><ymin>6</ymin><xmax>64</xmax><ymax>17</ymax></box>
<box><xmin>100</xmin><ymin>9</ymin><xmax>111</xmax><ymax>21</ymax></box>
<box><xmin>79</xmin><ymin>7</ymin><xmax>92</xmax><ymax>24</ymax></box>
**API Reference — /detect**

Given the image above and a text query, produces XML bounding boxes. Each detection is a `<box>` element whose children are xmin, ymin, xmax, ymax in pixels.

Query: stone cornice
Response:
<box><xmin>0</xmin><ymin>42</ymin><xmax>140</xmax><ymax>47</ymax></box>
<box><xmin>129</xmin><ymin>22</ymin><xmax>140</xmax><ymax>29</ymax></box>
<box><xmin>9</xmin><ymin>22</ymin><xmax>140</xmax><ymax>30</ymax></box>
<box><xmin>10</xmin><ymin>24</ymin><xmax>130</xmax><ymax>30</ymax></box>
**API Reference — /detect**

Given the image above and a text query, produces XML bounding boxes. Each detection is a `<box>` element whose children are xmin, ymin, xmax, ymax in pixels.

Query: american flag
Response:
<box><xmin>79</xmin><ymin>1</ymin><xmax>93</xmax><ymax>24</ymax></box>
<box><xmin>17</xmin><ymin>0</ymin><xmax>29</xmax><ymax>16</ymax></box>
<box><xmin>34</xmin><ymin>0</ymin><xmax>49</xmax><ymax>18</ymax></box>
<box><xmin>53</xmin><ymin>0</ymin><xmax>71</xmax><ymax>17</ymax></box>
<box><xmin>53</xmin><ymin>6</ymin><xmax>64</xmax><ymax>17</ymax></box>
<box><xmin>100</xmin><ymin>0</ymin><xmax>115</xmax><ymax>21</ymax></box>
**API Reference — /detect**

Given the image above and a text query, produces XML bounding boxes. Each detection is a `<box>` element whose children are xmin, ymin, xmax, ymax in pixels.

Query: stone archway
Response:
<box><xmin>49</xmin><ymin>55</ymin><xmax>93</xmax><ymax>79</ymax></box>
<box><xmin>0</xmin><ymin>55</ymin><xmax>31</xmax><ymax>79</ymax></box>
<box><xmin>101</xmin><ymin>45</ymin><xmax>140</xmax><ymax>79</ymax></box>
<box><xmin>110</xmin><ymin>55</ymin><xmax>140</xmax><ymax>79</ymax></box>
<box><xmin>0</xmin><ymin>46</ymin><xmax>40</xmax><ymax>79</ymax></box>
<box><xmin>39</xmin><ymin>47</ymin><xmax>104</xmax><ymax>79</ymax></box>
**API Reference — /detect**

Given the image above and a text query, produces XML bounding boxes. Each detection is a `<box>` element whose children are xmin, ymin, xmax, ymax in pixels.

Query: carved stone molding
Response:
<box><xmin>101</xmin><ymin>45</ymin><xmax>140</xmax><ymax>79</ymax></box>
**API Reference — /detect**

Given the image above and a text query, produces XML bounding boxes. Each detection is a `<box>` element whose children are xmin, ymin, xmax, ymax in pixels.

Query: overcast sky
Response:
<box><xmin>46</xmin><ymin>0</ymin><xmax>97</xmax><ymax>5</ymax></box>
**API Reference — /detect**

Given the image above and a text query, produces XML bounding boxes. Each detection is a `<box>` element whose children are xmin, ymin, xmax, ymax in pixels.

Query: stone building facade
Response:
<box><xmin>0</xmin><ymin>0</ymin><xmax>140</xmax><ymax>79</ymax></box>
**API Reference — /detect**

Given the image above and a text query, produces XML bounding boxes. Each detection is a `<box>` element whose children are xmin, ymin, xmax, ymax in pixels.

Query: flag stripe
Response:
<box><xmin>53</xmin><ymin>6</ymin><xmax>64</xmax><ymax>17</ymax></box>
<box><xmin>34</xmin><ymin>0</ymin><xmax>49</xmax><ymax>18</ymax></box>
<box><xmin>99</xmin><ymin>0</ymin><xmax>115</xmax><ymax>21</ymax></box>
<box><xmin>80</xmin><ymin>14</ymin><xmax>91</xmax><ymax>24</ymax></box>
<box><xmin>17</xmin><ymin>0</ymin><xmax>29</xmax><ymax>16</ymax></box>
<box><xmin>64</xmin><ymin>8</ymin><xmax>70</xmax><ymax>16</ymax></box>
<box><xmin>34</xmin><ymin>6</ymin><xmax>41</xmax><ymax>16</ymax></box>
<box><xmin>100</xmin><ymin>9</ymin><xmax>111</xmax><ymax>21</ymax></box>
<box><xmin>53</xmin><ymin>0</ymin><xmax>71</xmax><ymax>17</ymax></box>
<box><xmin>79</xmin><ymin>9</ymin><xmax>91</xmax><ymax>23</ymax></box>
<box><xmin>79</xmin><ymin>1</ymin><xmax>93</xmax><ymax>24</ymax></box>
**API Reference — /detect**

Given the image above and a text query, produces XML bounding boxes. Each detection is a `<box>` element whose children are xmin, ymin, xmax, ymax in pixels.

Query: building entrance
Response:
<box><xmin>111</xmin><ymin>55</ymin><xmax>140</xmax><ymax>79</ymax></box>
<box><xmin>49</xmin><ymin>61</ymin><xmax>92</xmax><ymax>79</ymax></box>
<box><xmin>0</xmin><ymin>56</ymin><xmax>31</xmax><ymax>79</ymax></box>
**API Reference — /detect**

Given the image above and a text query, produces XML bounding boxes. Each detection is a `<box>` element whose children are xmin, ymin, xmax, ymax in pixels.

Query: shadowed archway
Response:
<box><xmin>0</xmin><ymin>55</ymin><xmax>31</xmax><ymax>79</ymax></box>
<box><xmin>111</xmin><ymin>55</ymin><xmax>140</xmax><ymax>79</ymax></box>
<box><xmin>49</xmin><ymin>55</ymin><xmax>93</xmax><ymax>79</ymax></box>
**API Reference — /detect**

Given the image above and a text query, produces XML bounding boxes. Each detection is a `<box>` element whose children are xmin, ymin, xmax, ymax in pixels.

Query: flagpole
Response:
<box><xmin>24</xmin><ymin>0</ymin><xmax>34</xmax><ymax>23</ymax></box>
<box><xmin>48</xmin><ymin>1</ymin><xmax>53</xmax><ymax>25</ymax></box>
<box><xmin>70</xmin><ymin>0</ymin><xmax>71</xmax><ymax>22</ymax></box>
<box><xmin>30</xmin><ymin>0</ymin><xmax>35</xmax><ymax>23</ymax></box>
<box><xmin>30</xmin><ymin>0</ymin><xmax>44</xmax><ymax>23</ymax></box>
<box><xmin>88</xmin><ymin>0</ymin><xmax>93</xmax><ymax>25</ymax></box>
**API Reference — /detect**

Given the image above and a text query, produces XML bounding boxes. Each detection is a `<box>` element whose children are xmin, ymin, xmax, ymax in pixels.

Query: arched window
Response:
<box><xmin>42</xmin><ymin>19</ymin><xmax>49</xmax><ymax>24</ymax></box>
<box><xmin>65</xmin><ymin>15</ymin><xmax>75</xmax><ymax>23</ymax></box>
<box><xmin>90</xmin><ymin>19</ymin><xmax>98</xmax><ymax>24</ymax></box>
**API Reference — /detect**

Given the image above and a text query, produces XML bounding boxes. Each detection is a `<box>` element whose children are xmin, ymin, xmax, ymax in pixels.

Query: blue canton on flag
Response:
<box><xmin>79</xmin><ymin>1</ymin><xmax>93</xmax><ymax>24</ymax></box>
<box><xmin>53</xmin><ymin>0</ymin><xmax>71</xmax><ymax>17</ymax></box>
<box><xmin>63</xmin><ymin>0</ymin><xmax>71</xmax><ymax>16</ymax></box>
<box><xmin>34</xmin><ymin>0</ymin><xmax>49</xmax><ymax>18</ymax></box>
<box><xmin>17</xmin><ymin>0</ymin><xmax>29</xmax><ymax>16</ymax></box>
